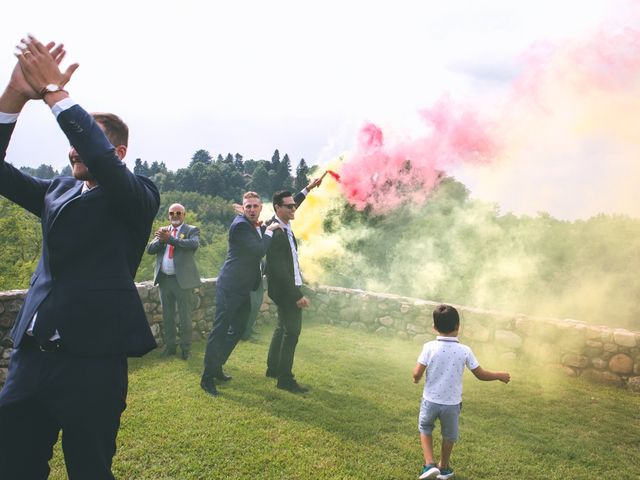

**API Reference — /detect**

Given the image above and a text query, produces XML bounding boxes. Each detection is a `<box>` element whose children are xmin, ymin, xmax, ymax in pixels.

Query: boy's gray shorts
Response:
<box><xmin>418</xmin><ymin>399</ymin><xmax>461</xmax><ymax>442</ymax></box>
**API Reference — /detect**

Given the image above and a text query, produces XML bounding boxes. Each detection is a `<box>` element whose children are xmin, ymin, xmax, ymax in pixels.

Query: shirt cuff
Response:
<box><xmin>0</xmin><ymin>111</ymin><xmax>19</xmax><ymax>124</ymax></box>
<box><xmin>301</xmin><ymin>188</ymin><xmax>309</xmax><ymax>196</ymax></box>
<box><xmin>264</xmin><ymin>230</ymin><xmax>274</xmax><ymax>237</ymax></box>
<box><xmin>51</xmin><ymin>97</ymin><xmax>78</xmax><ymax>118</ymax></box>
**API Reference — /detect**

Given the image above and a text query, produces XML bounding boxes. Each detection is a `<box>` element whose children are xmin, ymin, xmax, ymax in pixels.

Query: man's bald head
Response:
<box><xmin>168</xmin><ymin>203</ymin><xmax>186</xmax><ymax>227</ymax></box>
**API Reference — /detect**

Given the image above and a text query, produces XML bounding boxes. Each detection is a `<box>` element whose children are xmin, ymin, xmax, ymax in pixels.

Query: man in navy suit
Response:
<box><xmin>201</xmin><ymin>191</ymin><xmax>282</xmax><ymax>396</ymax></box>
<box><xmin>0</xmin><ymin>37</ymin><xmax>159</xmax><ymax>479</ymax></box>
<box><xmin>147</xmin><ymin>203</ymin><xmax>201</xmax><ymax>359</ymax></box>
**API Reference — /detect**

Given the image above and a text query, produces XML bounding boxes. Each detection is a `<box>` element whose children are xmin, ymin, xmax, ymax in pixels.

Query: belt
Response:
<box><xmin>39</xmin><ymin>338</ymin><xmax>65</xmax><ymax>353</ymax></box>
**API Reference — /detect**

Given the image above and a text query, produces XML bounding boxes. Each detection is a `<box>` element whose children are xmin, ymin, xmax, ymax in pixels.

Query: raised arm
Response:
<box><xmin>0</xmin><ymin>39</ymin><xmax>72</xmax><ymax>216</ymax></box>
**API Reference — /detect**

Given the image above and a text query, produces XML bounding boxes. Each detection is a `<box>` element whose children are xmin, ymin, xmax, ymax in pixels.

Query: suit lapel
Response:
<box><xmin>46</xmin><ymin>182</ymin><xmax>84</xmax><ymax>232</ymax></box>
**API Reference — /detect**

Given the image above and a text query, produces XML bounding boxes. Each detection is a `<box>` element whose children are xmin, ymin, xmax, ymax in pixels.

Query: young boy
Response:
<box><xmin>412</xmin><ymin>305</ymin><xmax>511</xmax><ymax>479</ymax></box>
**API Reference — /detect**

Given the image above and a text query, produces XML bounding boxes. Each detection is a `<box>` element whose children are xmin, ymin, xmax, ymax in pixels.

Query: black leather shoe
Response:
<box><xmin>265</xmin><ymin>368</ymin><xmax>278</xmax><ymax>378</ymax></box>
<box><xmin>213</xmin><ymin>370</ymin><xmax>232</xmax><ymax>382</ymax></box>
<box><xmin>180</xmin><ymin>350</ymin><xmax>191</xmax><ymax>360</ymax></box>
<box><xmin>160</xmin><ymin>347</ymin><xmax>176</xmax><ymax>357</ymax></box>
<box><xmin>276</xmin><ymin>380</ymin><xmax>309</xmax><ymax>394</ymax></box>
<box><xmin>200</xmin><ymin>378</ymin><xmax>219</xmax><ymax>397</ymax></box>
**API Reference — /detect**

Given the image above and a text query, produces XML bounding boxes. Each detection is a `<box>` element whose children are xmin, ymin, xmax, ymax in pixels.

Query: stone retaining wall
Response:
<box><xmin>1</xmin><ymin>280</ymin><xmax>639</xmax><ymax>392</ymax></box>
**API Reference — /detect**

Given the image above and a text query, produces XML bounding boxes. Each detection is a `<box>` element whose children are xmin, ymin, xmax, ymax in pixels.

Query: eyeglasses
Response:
<box><xmin>169</xmin><ymin>212</ymin><xmax>183</xmax><ymax>216</ymax></box>
<box><xmin>281</xmin><ymin>204</ymin><xmax>297</xmax><ymax>210</ymax></box>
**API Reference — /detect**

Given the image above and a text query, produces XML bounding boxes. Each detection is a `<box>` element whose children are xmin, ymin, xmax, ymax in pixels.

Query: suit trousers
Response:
<box><xmin>202</xmin><ymin>286</ymin><xmax>250</xmax><ymax>379</ymax></box>
<box><xmin>242</xmin><ymin>277</ymin><xmax>265</xmax><ymax>340</ymax></box>
<box><xmin>158</xmin><ymin>273</ymin><xmax>192</xmax><ymax>351</ymax></box>
<box><xmin>0</xmin><ymin>336</ymin><xmax>127</xmax><ymax>480</ymax></box>
<box><xmin>267</xmin><ymin>303</ymin><xmax>302</xmax><ymax>381</ymax></box>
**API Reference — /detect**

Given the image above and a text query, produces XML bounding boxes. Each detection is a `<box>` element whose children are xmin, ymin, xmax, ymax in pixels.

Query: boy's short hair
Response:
<box><xmin>433</xmin><ymin>304</ymin><xmax>460</xmax><ymax>334</ymax></box>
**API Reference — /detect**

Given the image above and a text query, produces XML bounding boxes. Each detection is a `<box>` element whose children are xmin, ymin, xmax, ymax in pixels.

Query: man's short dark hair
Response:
<box><xmin>92</xmin><ymin>112</ymin><xmax>128</xmax><ymax>147</ymax></box>
<box><xmin>272</xmin><ymin>190</ymin><xmax>293</xmax><ymax>210</ymax></box>
<box><xmin>433</xmin><ymin>304</ymin><xmax>460</xmax><ymax>334</ymax></box>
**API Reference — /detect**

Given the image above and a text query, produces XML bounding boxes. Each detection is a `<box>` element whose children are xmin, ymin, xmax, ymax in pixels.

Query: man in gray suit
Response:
<box><xmin>147</xmin><ymin>203</ymin><xmax>201</xmax><ymax>359</ymax></box>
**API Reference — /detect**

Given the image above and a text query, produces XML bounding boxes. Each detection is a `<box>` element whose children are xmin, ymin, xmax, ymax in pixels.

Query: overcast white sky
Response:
<box><xmin>0</xmin><ymin>0</ymin><xmax>628</xmax><ymax>216</ymax></box>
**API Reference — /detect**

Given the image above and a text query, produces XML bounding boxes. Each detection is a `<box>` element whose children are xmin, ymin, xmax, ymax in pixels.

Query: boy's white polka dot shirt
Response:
<box><xmin>417</xmin><ymin>336</ymin><xmax>479</xmax><ymax>405</ymax></box>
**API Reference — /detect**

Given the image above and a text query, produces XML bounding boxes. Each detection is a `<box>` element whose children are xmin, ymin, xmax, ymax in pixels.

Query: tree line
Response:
<box><xmin>7</xmin><ymin>154</ymin><xmax>640</xmax><ymax>330</ymax></box>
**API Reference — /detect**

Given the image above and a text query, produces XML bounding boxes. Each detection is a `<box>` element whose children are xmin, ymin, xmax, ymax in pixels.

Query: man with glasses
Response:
<box><xmin>147</xmin><ymin>203</ymin><xmax>201</xmax><ymax>360</ymax></box>
<box><xmin>265</xmin><ymin>180</ymin><xmax>322</xmax><ymax>394</ymax></box>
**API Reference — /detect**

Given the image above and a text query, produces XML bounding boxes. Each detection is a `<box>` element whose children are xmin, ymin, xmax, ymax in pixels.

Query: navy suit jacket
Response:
<box><xmin>147</xmin><ymin>223</ymin><xmax>201</xmax><ymax>289</ymax></box>
<box><xmin>216</xmin><ymin>214</ymin><xmax>272</xmax><ymax>294</ymax></box>
<box><xmin>0</xmin><ymin>105</ymin><xmax>160</xmax><ymax>357</ymax></box>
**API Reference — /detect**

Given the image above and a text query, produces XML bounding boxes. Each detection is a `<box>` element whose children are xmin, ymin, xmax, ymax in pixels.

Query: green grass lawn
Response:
<box><xmin>49</xmin><ymin>321</ymin><xmax>640</xmax><ymax>479</ymax></box>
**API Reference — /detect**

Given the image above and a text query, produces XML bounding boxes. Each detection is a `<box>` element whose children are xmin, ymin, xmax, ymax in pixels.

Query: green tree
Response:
<box><xmin>248</xmin><ymin>164</ymin><xmax>271</xmax><ymax>198</ymax></box>
<box><xmin>294</xmin><ymin>158</ymin><xmax>309</xmax><ymax>192</ymax></box>
<box><xmin>270</xmin><ymin>149</ymin><xmax>280</xmax><ymax>171</ymax></box>
<box><xmin>134</xmin><ymin>158</ymin><xmax>150</xmax><ymax>177</ymax></box>
<box><xmin>190</xmin><ymin>149</ymin><xmax>212</xmax><ymax>167</ymax></box>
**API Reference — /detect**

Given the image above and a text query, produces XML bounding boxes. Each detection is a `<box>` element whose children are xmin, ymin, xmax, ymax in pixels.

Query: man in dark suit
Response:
<box><xmin>266</xmin><ymin>183</ymin><xmax>322</xmax><ymax>394</ymax></box>
<box><xmin>147</xmin><ymin>203</ymin><xmax>201</xmax><ymax>359</ymax></box>
<box><xmin>0</xmin><ymin>37</ymin><xmax>159</xmax><ymax>479</ymax></box>
<box><xmin>200</xmin><ymin>191</ymin><xmax>282</xmax><ymax>396</ymax></box>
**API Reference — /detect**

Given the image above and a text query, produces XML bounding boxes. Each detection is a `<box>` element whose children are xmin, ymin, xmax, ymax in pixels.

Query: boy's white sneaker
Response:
<box><xmin>437</xmin><ymin>466</ymin><xmax>454</xmax><ymax>479</ymax></box>
<box><xmin>419</xmin><ymin>463</ymin><xmax>440</xmax><ymax>479</ymax></box>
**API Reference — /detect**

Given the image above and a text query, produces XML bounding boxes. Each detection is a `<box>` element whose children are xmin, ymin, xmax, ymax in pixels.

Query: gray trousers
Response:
<box><xmin>158</xmin><ymin>273</ymin><xmax>192</xmax><ymax>351</ymax></box>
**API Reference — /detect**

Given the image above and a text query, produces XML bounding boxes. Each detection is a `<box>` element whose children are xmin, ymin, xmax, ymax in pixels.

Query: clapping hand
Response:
<box><xmin>155</xmin><ymin>227</ymin><xmax>172</xmax><ymax>243</ymax></box>
<box><xmin>15</xmin><ymin>35</ymin><xmax>78</xmax><ymax>98</ymax></box>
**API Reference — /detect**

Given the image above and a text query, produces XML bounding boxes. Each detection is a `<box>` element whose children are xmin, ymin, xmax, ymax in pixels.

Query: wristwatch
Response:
<box><xmin>40</xmin><ymin>84</ymin><xmax>67</xmax><ymax>98</ymax></box>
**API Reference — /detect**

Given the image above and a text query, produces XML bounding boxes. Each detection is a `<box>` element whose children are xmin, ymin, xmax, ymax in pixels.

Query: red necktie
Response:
<box><xmin>168</xmin><ymin>227</ymin><xmax>178</xmax><ymax>258</ymax></box>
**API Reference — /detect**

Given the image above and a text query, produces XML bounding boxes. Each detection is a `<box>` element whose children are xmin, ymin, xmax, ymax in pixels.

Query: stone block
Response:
<box><xmin>591</xmin><ymin>358</ymin><xmax>607</xmax><ymax>370</ymax></box>
<box><xmin>521</xmin><ymin>339</ymin><xmax>558</xmax><ymax>364</ymax></box>
<box><xmin>581</xmin><ymin>369</ymin><xmax>623</xmax><ymax>387</ymax></box>
<box><xmin>374</xmin><ymin>326</ymin><xmax>388</xmax><ymax>336</ymax></box>
<box><xmin>603</xmin><ymin>343</ymin><xmax>618</xmax><ymax>353</ymax></box>
<box><xmin>613</xmin><ymin>329</ymin><xmax>637</xmax><ymax>348</ymax></box>
<box><xmin>6</xmin><ymin>300</ymin><xmax>22</xmax><ymax>313</ymax></box>
<box><xmin>136</xmin><ymin>284</ymin><xmax>150</xmax><ymax>300</ymax></box>
<box><xmin>627</xmin><ymin>376</ymin><xmax>640</xmax><ymax>393</ymax></box>
<box><xmin>0</xmin><ymin>303</ymin><xmax>4</xmax><ymax>315</ymax></box>
<box><xmin>495</xmin><ymin>330</ymin><xmax>523</xmax><ymax>350</ymax></box>
<box><xmin>148</xmin><ymin>288</ymin><xmax>160</xmax><ymax>302</ymax></box>
<box><xmin>0</xmin><ymin>313</ymin><xmax>15</xmax><ymax>328</ymax></box>
<box><xmin>608</xmin><ymin>353</ymin><xmax>633</xmax><ymax>374</ymax></box>
<box><xmin>378</xmin><ymin>316</ymin><xmax>394</xmax><ymax>327</ymax></box>
<box><xmin>463</xmin><ymin>324</ymin><xmax>490</xmax><ymax>343</ymax></box>
<box><xmin>562</xmin><ymin>354</ymin><xmax>589</xmax><ymax>369</ymax></box>
<box><xmin>143</xmin><ymin>303</ymin><xmax>156</xmax><ymax>313</ymax></box>
<box><xmin>499</xmin><ymin>351</ymin><xmax>517</xmax><ymax>363</ymax></box>
<box><xmin>149</xmin><ymin>323</ymin><xmax>161</xmax><ymax>337</ymax></box>
<box><xmin>514</xmin><ymin>317</ymin><xmax>536</xmax><ymax>336</ymax></box>
<box><xmin>400</xmin><ymin>304</ymin><xmax>411</xmax><ymax>314</ymax></box>
<box><xmin>407</xmin><ymin>323</ymin><xmax>428</xmax><ymax>335</ymax></box>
